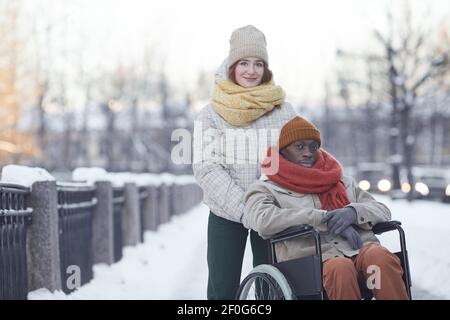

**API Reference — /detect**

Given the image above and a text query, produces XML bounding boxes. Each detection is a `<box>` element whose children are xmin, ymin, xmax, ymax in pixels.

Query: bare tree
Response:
<box><xmin>0</xmin><ymin>0</ymin><xmax>37</xmax><ymax>166</ymax></box>
<box><xmin>335</xmin><ymin>3</ymin><xmax>450</xmax><ymax>198</ymax></box>
<box><xmin>375</xmin><ymin>6</ymin><xmax>449</xmax><ymax>199</ymax></box>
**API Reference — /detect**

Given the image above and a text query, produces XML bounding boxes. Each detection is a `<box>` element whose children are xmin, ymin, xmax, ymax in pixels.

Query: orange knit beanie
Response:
<box><xmin>278</xmin><ymin>116</ymin><xmax>322</xmax><ymax>149</ymax></box>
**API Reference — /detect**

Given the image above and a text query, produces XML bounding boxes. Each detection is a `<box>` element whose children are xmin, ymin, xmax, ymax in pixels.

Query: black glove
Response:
<box><xmin>340</xmin><ymin>225</ymin><xmax>363</xmax><ymax>250</ymax></box>
<box><xmin>321</xmin><ymin>206</ymin><xmax>357</xmax><ymax>236</ymax></box>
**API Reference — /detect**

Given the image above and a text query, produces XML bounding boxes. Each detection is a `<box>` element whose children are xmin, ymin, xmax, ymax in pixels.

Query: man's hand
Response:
<box><xmin>321</xmin><ymin>207</ymin><xmax>357</xmax><ymax>235</ymax></box>
<box><xmin>340</xmin><ymin>225</ymin><xmax>363</xmax><ymax>250</ymax></box>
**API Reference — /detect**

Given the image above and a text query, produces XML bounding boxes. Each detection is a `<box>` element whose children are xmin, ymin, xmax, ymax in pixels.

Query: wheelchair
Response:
<box><xmin>236</xmin><ymin>221</ymin><xmax>412</xmax><ymax>300</ymax></box>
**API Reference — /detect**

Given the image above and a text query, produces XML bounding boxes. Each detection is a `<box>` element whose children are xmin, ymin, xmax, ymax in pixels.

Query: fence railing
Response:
<box><xmin>112</xmin><ymin>187</ymin><xmax>125</xmax><ymax>263</ymax></box>
<box><xmin>0</xmin><ymin>183</ymin><xmax>33</xmax><ymax>300</ymax></box>
<box><xmin>57</xmin><ymin>183</ymin><xmax>97</xmax><ymax>293</ymax></box>
<box><xmin>0</xmin><ymin>174</ymin><xmax>203</xmax><ymax>300</ymax></box>
<box><xmin>138</xmin><ymin>187</ymin><xmax>148</xmax><ymax>243</ymax></box>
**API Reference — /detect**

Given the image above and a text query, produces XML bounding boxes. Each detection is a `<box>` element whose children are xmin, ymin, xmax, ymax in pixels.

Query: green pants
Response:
<box><xmin>207</xmin><ymin>211</ymin><xmax>270</xmax><ymax>300</ymax></box>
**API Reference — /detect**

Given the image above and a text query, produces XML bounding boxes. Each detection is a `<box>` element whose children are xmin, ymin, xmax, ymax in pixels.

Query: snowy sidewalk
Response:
<box><xmin>376</xmin><ymin>196</ymin><xmax>450</xmax><ymax>299</ymax></box>
<box><xmin>29</xmin><ymin>196</ymin><xmax>450</xmax><ymax>299</ymax></box>
<box><xmin>29</xmin><ymin>203</ymin><xmax>211</xmax><ymax>299</ymax></box>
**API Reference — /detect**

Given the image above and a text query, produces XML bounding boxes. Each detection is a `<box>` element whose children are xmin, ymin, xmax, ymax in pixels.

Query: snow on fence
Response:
<box><xmin>0</xmin><ymin>166</ymin><xmax>203</xmax><ymax>300</ymax></box>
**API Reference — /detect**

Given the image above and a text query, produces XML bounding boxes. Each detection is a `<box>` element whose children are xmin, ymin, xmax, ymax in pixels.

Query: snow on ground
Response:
<box><xmin>376</xmin><ymin>196</ymin><xmax>450</xmax><ymax>299</ymax></box>
<box><xmin>29</xmin><ymin>203</ymin><xmax>209</xmax><ymax>300</ymax></box>
<box><xmin>29</xmin><ymin>196</ymin><xmax>450</xmax><ymax>300</ymax></box>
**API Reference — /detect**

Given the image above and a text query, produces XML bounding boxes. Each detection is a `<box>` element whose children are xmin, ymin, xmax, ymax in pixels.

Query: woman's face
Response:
<box><xmin>234</xmin><ymin>57</ymin><xmax>264</xmax><ymax>88</ymax></box>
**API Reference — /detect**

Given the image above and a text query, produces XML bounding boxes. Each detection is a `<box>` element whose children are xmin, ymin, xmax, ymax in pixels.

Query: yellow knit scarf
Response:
<box><xmin>211</xmin><ymin>79</ymin><xmax>285</xmax><ymax>127</ymax></box>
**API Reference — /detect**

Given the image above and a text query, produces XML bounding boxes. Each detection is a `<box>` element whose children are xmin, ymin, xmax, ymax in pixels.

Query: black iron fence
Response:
<box><xmin>57</xmin><ymin>183</ymin><xmax>97</xmax><ymax>293</ymax></box>
<box><xmin>0</xmin><ymin>174</ymin><xmax>202</xmax><ymax>300</ymax></box>
<box><xmin>112</xmin><ymin>187</ymin><xmax>125</xmax><ymax>262</ymax></box>
<box><xmin>138</xmin><ymin>186</ymin><xmax>148</xmax><ymax>242</ymax></box>
<box><xmin>0</xmin><ymin>183</ymin><xmax>32</xmax><ymax>300</ymax></box>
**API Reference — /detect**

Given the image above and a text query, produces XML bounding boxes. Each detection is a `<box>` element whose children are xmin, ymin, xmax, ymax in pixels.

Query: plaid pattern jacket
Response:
<box><xmin>192</xmin><ymin>102</ymin><xmax>296</xmax><ymax>223</ymax></box>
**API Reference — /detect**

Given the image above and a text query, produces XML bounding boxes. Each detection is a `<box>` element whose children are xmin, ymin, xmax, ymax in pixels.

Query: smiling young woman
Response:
<box><xmin>192</xmin><ymin>25</ymin><xmax>297</xmax><ymax>300</ymax></box>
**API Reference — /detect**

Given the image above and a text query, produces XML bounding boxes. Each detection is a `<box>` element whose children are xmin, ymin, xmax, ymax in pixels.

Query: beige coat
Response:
<box><xmin>242</xmin><ymin>176</ymin><xmax>391</xmax><ymax>262</ymax></box>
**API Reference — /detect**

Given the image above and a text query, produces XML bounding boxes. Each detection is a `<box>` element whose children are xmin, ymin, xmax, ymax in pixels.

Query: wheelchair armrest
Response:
<box><xmin>372</xmin><ymin>220</ymin><xmax>402</xmax><ymax>235</ymax></box>
<box><xmin>270</xmin><ymin>224</ymin><xmax>315</xmax><ymax>244</ymax></box>
<box><xmin>269</xmin><ymin>224</ymin><xmax>323</xmax><ymax>264</ymax></box>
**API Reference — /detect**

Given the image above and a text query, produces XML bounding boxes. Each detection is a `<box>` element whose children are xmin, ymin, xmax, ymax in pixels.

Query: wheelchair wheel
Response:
<box><xmin>236</xmin><ymin>264</ymin><xmax>295</xmax><ymax>300</ymax></box>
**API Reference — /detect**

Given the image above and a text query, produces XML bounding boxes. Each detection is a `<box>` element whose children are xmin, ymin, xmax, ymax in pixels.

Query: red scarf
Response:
<box><xmin>262</xmin><ymin>147</ymin><xmax>350</xmax><ymax>210</ymax></box>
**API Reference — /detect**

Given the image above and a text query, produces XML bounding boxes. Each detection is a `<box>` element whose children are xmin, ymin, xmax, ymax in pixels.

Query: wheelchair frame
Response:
<box><xmin>236</xmin><ymin>220</ymin><xmax>412</xmax><ymax>300</ymax></box>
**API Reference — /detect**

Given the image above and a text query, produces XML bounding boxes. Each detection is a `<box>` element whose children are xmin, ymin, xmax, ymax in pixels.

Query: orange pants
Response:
<box><xmin>322</xmin><ymin>243</ymin><xmax>409</xmax><ymax>300</ymax></box>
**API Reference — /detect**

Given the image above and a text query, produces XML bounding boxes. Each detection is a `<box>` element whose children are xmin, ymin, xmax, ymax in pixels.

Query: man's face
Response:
<box><xmin>280</xmin><ymin>139</ymin><xmax>320</xmax><ymax>167</ymax></box>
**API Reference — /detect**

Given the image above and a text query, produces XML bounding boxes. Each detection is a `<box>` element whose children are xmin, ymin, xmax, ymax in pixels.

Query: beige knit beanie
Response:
<box><xmin>278</xmin><ymin>116</ymin><xmax>322</xmax><ymax>150</ymax></box>
<box><xmin>228</xmin><ymin>25</ymin><xmax>268</xmax><ymax>68</ymax></box>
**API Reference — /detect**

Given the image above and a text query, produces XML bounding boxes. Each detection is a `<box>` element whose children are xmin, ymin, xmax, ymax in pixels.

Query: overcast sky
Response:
<box><xmin>24</xmin><ymin>0</ymin><xmax>450</xmax><ymax>106</ymax></box>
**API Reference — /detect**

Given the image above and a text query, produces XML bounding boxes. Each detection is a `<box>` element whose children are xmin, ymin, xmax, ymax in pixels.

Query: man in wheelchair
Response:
<box><xmin>242</xmin><ymin>116</ymin><xmax>409</xmax><ymax>300</ymax></box>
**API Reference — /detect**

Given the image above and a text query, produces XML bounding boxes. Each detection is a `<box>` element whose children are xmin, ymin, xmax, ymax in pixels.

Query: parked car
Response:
<box><xmin>354</xmin><ymin>163</ymin><xmax>450</xmax><ymax>203</ymax></box>
<box><xmin>411</xmin><ymin>167</ymin><xmax>450</xmax><ymax>202</ymax></box>
<box><xmin>355</xmin><ymin>162</ymin><xmax>392</xmax><ymax>194</ymax></box>
<box><xmin>390</xmin><ymin>166</ymin><xmax>450</xmax><ymax>203</ymax></box>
